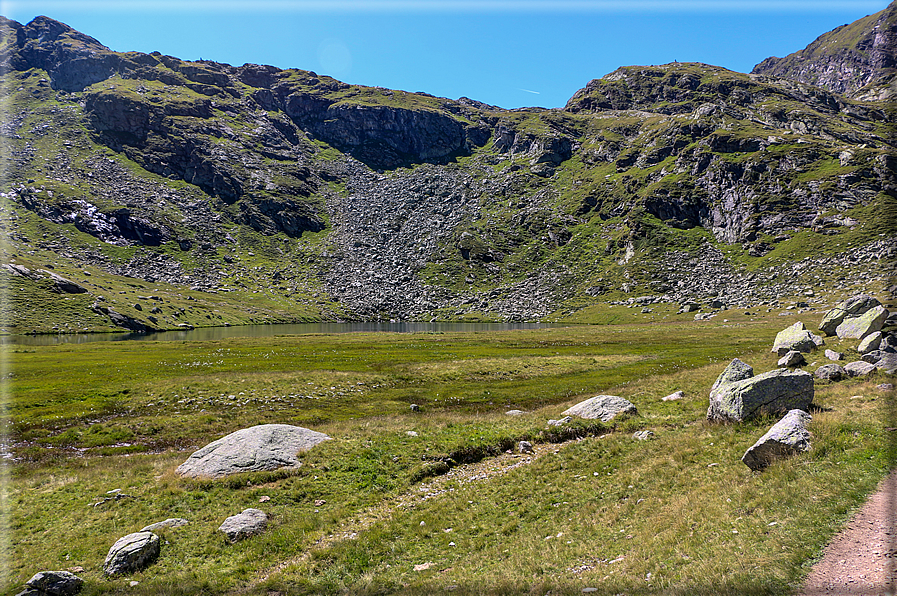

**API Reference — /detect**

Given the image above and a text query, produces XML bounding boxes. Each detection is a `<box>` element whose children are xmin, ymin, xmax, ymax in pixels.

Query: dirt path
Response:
<box><xmin>799</xmin><ymin>470</ymin><xmax>897</xmax><ymax>595</ymax></box>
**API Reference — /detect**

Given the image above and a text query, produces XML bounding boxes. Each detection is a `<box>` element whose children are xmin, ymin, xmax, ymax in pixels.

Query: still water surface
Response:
<box><xmin>5</xmin><ymin>322</ymin><xmax>557</xmax><ymax>346</ymax></box>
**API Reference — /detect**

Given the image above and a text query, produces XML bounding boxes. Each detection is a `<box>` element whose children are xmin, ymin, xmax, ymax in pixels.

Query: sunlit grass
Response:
<box><xmin>3</xmin><ymin>317</ymin><xmax>894</xmax><ymax>595</ymax></box>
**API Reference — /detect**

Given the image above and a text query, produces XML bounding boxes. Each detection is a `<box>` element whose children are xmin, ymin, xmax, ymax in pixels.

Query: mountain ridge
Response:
<box><xmin>0</xmin><ymin>14</ymin><xmax>894</xmax><ymax>333</ymax></box>
<box><xmin>751</xmin><ymin>0</ymin><xmax>897</xmax><ymax>101</ymax></box>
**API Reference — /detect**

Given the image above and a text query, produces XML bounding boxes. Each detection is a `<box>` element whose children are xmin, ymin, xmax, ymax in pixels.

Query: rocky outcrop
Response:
<box><xmin>845</xmin><ymin>361</ymin><xmax>877</xmax><ymax>377</ymax></box>
<box><xmin>562</xmin><ymin>395</ymin><xmax>637</xmax><ymax>422</ymax></box>
<box><xmin>176</xmin><ymin>424</ymin><xmax>331</xmax><ymax>478</ymax></box>
<box><xmin>1</xmin><ymin>13</ymin><xmax>895</xmax><ymax>326</ymax></box>
<box><xmin>742</xmin><ymin>409</ymin><xmax>812</xmax><ymax>471</ymax></box>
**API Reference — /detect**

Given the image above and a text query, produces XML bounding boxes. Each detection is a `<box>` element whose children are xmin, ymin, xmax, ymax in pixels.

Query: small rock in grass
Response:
<box><xmin>518</xmin><ymin>440</ymin><xmax>534</xmax><ymax>454</ymax></box>
<box><xmin>661</xmin><ymin>390</ymin><xmax>684</xmax><ymax>401</ymax></box>
<box><xmin>547</xmin><ymin>416</ymin><xmax>572</xmax><ymax>427</ymax></box>
<box><xmin>24</xmin><ymin>571</ymin><xmax>83</xmax><ymax>596</ymax></box>
<box><xmin>406</xmin><ymin>430</ymin><xmax>418</xmax><ymax>437</ymax></box>
<box><xmin>140</xmin><ymin>518</ymin><xmax>189</xmax><ymax>532</ymax></box>
<box><xmin>562</xmin><ymin>395</ymin><xmax>637</xmax><ymax>422</ymax></box>
<box><xmin>409</xmin><ymin>404</ymin><xmax>420</xmax><ymax>412</ymax></box>
<box><xmin>218</xmin><ymin>508</ymin><xmax>268</xmax><ymax>543</ymax></box>
<box><xmin>772</xmin><ymin>322</ymin><xmax>817</xmax><ymax>356</ymax></box>
<box><xmin>413</xmin><ymin>562</ymin><xmax>433</xmax><ymax>571</ymax></box>
<box><xmin>777</xmin><ymin>350</ymin><xmax>806</xmax><ymax>368</ymax></box>
<box><xmin>824</xmin><ymin>349</ymin><xmax>843</xmax><ymax>361</ymax></box>
<box><xmin>815</xmin><ymin>364</ymin><xmax>846</xmax><ymax>382</ymax></box>
<box><xmin>633</xmin><ymin>430</ymin><xmax>654</xmax><ymax>441</ymax></box>
<box><xmin>878</xmin><ymin>383</ymin><xmax>894</xmax><ymax>391</ymax></box>
<box><xmin>103</xmin><ymin>532</ymin><xmax>160</xmax><ymax>575</ymax></box>
<box><xmin>845</xmin><ymin>361</ymin><xmax>877</xmax><ymax>377</ymax></box>
<box><xmin>505</xmin><ymin>409</ymin><xmax>524</xmax><ymax>416</ymax></box>
<box><xmin>176</xmin><ymin>424</ymin><xmax>330</xmax><ymax>479</ymax></box>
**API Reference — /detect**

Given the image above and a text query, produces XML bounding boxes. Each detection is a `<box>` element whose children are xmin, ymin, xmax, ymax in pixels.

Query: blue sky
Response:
<box><xmin>0</xmin><ymin>1</ymin><xmax>891</xmax><ymax>108</ymax></box>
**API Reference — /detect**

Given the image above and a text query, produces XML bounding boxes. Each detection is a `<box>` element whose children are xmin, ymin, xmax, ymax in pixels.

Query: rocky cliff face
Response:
<box><xmin>0</xmin><ymin>15</ymin><xmax>894</xmax><ymax>330</ymax></box>
<box><xmin>752</xmin><ymin>1</ymin><xmax>897</xmax><ymax>100</ymax></box>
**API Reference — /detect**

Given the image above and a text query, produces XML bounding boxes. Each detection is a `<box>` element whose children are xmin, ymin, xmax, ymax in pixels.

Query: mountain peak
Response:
<box><xmin>751</xmin><ymin>0</ymin><xmax>897</xmax><ymax>99</ymax></box>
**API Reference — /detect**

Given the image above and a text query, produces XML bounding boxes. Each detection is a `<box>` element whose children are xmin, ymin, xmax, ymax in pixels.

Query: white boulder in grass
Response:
<box><xmin>742</xmin><ymin>409</ymin><xmax>812</xmax><ymax>471</ymax></box>
<box><xmin>562</xmin><ymin>395</ymin><xmax>637</xmax><ymax>422</ymax></box>
<box><xmin>176</xmin><ymin>424</ymin><xmax>331</xmax><ymax>479</ymax></box>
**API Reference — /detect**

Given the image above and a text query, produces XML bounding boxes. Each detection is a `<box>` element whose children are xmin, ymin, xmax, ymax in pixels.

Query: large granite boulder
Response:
<box><xmin>103</xmin><ymin>532</ymin><xmax>160</xmax><ymax>575</ymax></box>
<box><xmin>562</xmin><ymin>395</ymin><xmax>637</xmax><ymax>422</ymax></box>
<box><xmin>742</xmin><ymin>409</ymin><xmax>812</xmax><ymax>471</ymax></box>
<box><xmin>22</xmin><ymin>571</ymin><xmax>83</xmax><ymax>596</ymax></box>
<box><xmin>707</xmin><ymin>368</ymin><xmax>814</xmax><ymax>423</ymax></box>
<box><xmin>819</xmin><ymin>295</ymin><xmax>881</xmax><ymax>336</ymax></box>
<box><xmin>772</xmin><ymin>322</ymin><xmax>818</xmax><ymax>356</ymax></box>
<box><xmin>836</xmin><ymin>305</ymin><xmax>889</xmax><ymax>340</ymax></box>
<box><xmin>219</xmin><ymin>508</ymin><xmax>268</xmax><ymax>542</ymax></box>
<box><xmin>710</xmin><ymin>358</ymin><xmax>754</xmax><ymax>392</ymax></box>
<box><xmin>176</xmin><ymin>424</ymin><xmax>331</xmax><ymax>479</ymax></box>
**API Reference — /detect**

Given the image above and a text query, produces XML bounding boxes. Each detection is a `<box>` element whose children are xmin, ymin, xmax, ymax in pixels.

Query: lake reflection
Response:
<box><xmin>4</xmin><ymin>321</ymin><xmax>557</xmax><ymax>346</ymax></box>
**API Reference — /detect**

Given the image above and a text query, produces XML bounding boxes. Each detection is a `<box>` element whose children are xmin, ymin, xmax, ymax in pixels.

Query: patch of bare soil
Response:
<box><xmin>799</xmin><ymin>470</ymin><xmax>897</xmax><ymax>596</ymax></box>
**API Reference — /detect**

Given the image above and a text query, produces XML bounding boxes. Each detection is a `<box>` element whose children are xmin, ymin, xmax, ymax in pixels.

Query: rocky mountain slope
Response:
<box><xmin>752</xmin><ymin>1</ymin><xmax>897</xmax><ymax>101</ymax></box>
<box><xmin>0</xmin><ymin>14</ymin><xmax>894</xmax><ymax>333</ymax></box>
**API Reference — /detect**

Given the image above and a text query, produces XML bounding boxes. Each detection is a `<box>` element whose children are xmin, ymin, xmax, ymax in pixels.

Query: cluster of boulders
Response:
<box><xmin>727</xmin><ymin>293</ymin><xmax>893</xmax><ymax>471</ymax></box>
<box><xmin>16</xmin><ymin>425</ymin><xmax>331</xmax><ymax>594</ymax></box>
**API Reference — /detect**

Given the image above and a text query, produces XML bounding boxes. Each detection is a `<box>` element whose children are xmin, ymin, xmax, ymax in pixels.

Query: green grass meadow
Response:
<box><xmin>2</xmin><ymin>313</ymin><xmax>894</xmax><ymax>595</ymax></box>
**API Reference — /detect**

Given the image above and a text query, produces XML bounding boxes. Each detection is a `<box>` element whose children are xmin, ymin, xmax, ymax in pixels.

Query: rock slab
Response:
<box><xmin>707</xmin><ymin>368</ymin><xmax>814</xmax><ymax>422</ymax></box>
<box><xmin>23</xmin><ymin>571</ymin><xmax>83</xmax><ymax>596</ymax></box>
<box><xmin>819</xmin><ymin>295</ymin><xmax>881</xmax><ymax>336</ymax></box>
<box><xmin>176</xmin><ymin>424</ymin><xmax>331</xmax><ymax>478</ymax></box>
<box><xmin>857</xmin><ymin>331</ymin><xmax>883</xmax><ymax>354</ymax></box>
<box><xmin>742</xmin><ymin>409</ymin><xmax>812</xmax><ymax>471</ymax></box>
<box><xmin>219</xmin><ymin>508</ymin><xmax>268</xmax><ymax>542</ymax></box>
<box><xmin>835</xmin><ymin>305</ymin><xmax>889</xmax><ymax>340</ymax></box>
<box><xmin>562</xmin><ymin>395</ymin><xmax>637</xmax><ymax>422</ymax></box>
<box><xmin>103</xmin><ymin>532</ymin><xmax>160</xmax><ymax>575</ymax></box>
